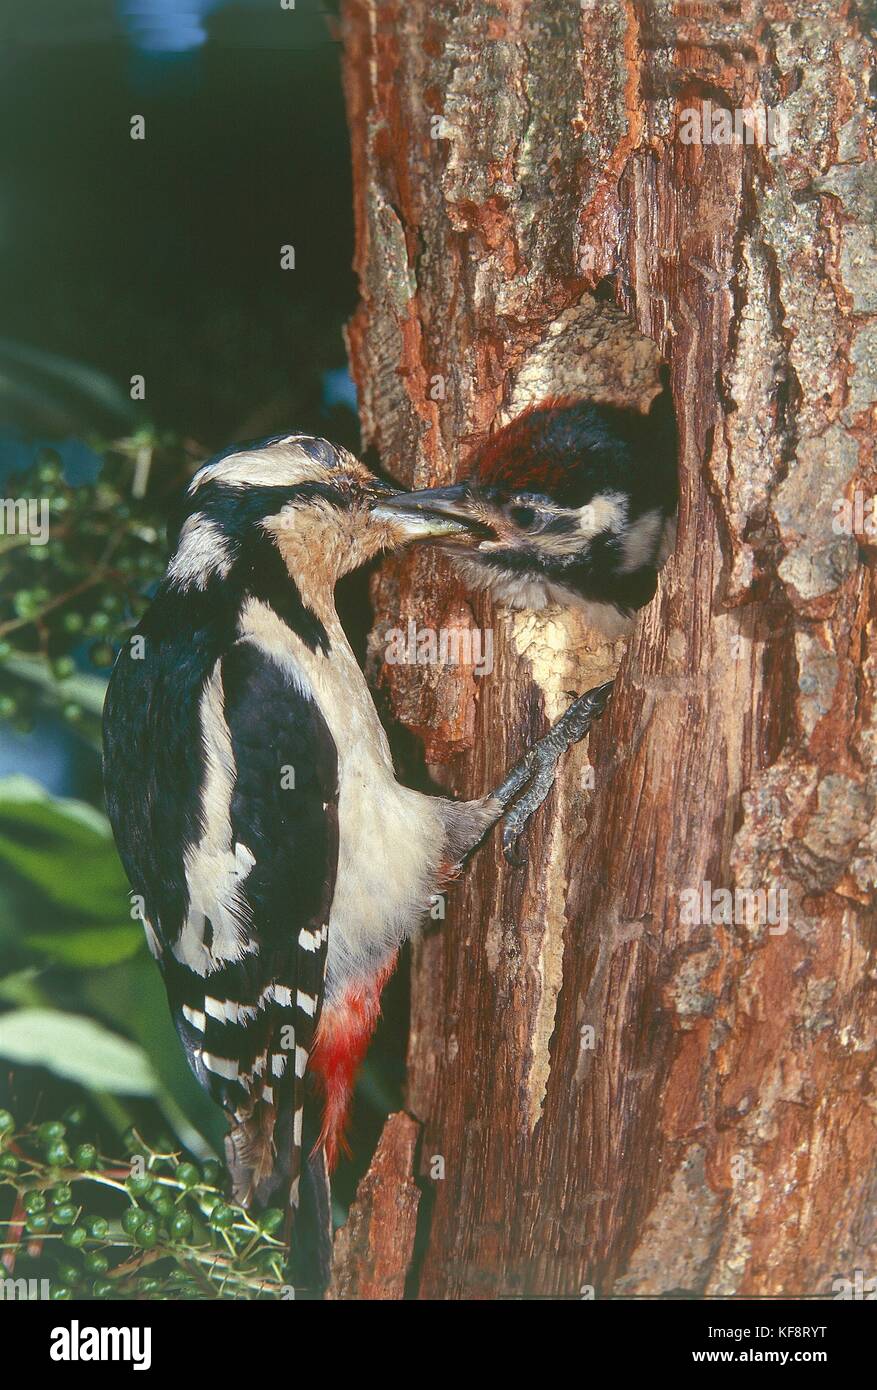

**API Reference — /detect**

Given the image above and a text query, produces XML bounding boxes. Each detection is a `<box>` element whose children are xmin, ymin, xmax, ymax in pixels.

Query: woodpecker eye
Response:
<box><xmin>298</xmin><ymin>437</ymin><xmax>340</xmax><ymax>470</ymax></box>
<box><xmin>508</xmin><ymin>504</ymin><xmax>537</xmax><ymax>529</ymax></box>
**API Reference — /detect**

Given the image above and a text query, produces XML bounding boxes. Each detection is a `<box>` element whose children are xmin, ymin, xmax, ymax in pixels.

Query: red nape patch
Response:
<box><xmin>308</xmin><ymin>960</ymin><xmax>396</xmax><ymax>1170</ymax></box>
<box><xmin>470</xmin><ymin>396</ymin><xmax>583</xmax><ymax>492</ymax></box>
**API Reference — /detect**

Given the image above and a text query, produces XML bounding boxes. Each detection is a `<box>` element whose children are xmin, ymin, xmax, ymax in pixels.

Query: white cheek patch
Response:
<box><xmin>575</xmin><ymin>491</ymin><xmax>628</xmax><ymax>540</ymax></box>
<box><xmin>523</xmin><ymin>491</ymin><xmax>629</xmax><ymax>560</ymax></box>
<box><xmin>617</xmin><ymin>508</ymin><xmax>663</xmax><ymax>574</ymax></box>
<box><xmin>656</xmin><ymin>512</ymin><xmax>677</xmax><ymax>567</ymax></box>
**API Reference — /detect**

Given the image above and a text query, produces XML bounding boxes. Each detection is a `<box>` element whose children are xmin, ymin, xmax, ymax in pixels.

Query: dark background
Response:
<box><xmin>0</xmin><ymin>0</ymin><xmax>359</xmax><ymax>447</ymax></box>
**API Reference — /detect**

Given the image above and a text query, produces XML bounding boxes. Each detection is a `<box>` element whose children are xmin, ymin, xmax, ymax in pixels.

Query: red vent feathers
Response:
<box><xmin>308</xmin><ymin>959</ymin><xmax>396</xmax><ymax>1170</ymax></box>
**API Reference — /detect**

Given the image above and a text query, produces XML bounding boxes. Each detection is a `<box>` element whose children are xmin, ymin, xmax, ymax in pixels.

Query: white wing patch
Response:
<box><xmin>140</xmin><ymin>915</ymin><xmax>163</xmax><ymax>961</ymax></box>
<box><xmin>204</xmin><ymin>995</ymin><xmax>260</xmax><ymax>1025</ymax></box>
<box><xmin>166</xmin><ymin>513</ymin><xmax>234</xmax><ymax>590</ymax></box>
<box><xmin>199</xmin><ymin>1050</ymin><xmax>239</xmax><ymax>1081</ymax></box>
<box><xmin>296</xmin><ymin>990</ymin><xmax>317</xmax><ymax>1017</ymax></box>
<box><xmin>618</xmin><ymin>507</ymin><xmax>663</xmax><ymax>574</ymax></box>
<box><xmin>173</xmin><ymin>664</ymin><xmax>257</xmax><ymax>977</ymax></box>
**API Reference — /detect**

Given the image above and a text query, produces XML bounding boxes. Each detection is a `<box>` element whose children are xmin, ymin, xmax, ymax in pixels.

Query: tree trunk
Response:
<box><xmin>333</xmin><ymin>0</ymin><xmax>877</xmax><ymax>1299</ymax></box>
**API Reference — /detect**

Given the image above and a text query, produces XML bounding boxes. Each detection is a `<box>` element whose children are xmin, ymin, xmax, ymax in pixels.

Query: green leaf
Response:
<box><xmin>0</xmin><ymin>968</ymin><xmax>48</xmax><ymax>1008</ymax></box>
<box><xmin>0</xmin><ymin>1008</ymin><xmax>156</xmax><ymax>1095</ymax></box>
<box><xmin>4</xmin><ymin>654</ymin><xmax>108</xmax><ymax>717</ymax></box>
<box><xmin>23</xmin><ymin>925</ymin><xmax>144</xmax><ymax>967</ymax></box>
<box><xmin>0</xmin><ymin>776</ymin><xmax>131</xmax><ymax>926</ymax></box>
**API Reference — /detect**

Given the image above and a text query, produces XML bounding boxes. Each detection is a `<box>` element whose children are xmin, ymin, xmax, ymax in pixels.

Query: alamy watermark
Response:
<box><xmin>832</xmin><ymin>1270</ymin><xmax>876</xmax><ymax>1299</ymax></box>
<box><xmin>50</xmin><ymin>1320</ymin><xmax>152</xmax><ymax>1369</ymax></box>
<box><xmin>1</xmin><ymin>497</ymin><xmax>50</xmax><ymax>546</ymax></box>
<box><xmin>385</xmin><ymin>620</ymin><xmax>494</xmax><ymax>677</ymax></box>
<box><xmin>1</xmin><ymin>1276</ymin><xmax>51</xmax><ymax>1300</ymax></box>
<box><xmin>832</xmin><ymin>490</ymin><xmax>876</xmax><ymax>539</ymax></box>
<box><xmin>679</xmin><ymin>879</ymin><xmax>789</xmax><ymax>935</ymax></box>
<box><xmin>678</xmin><ymin>101</ymin><xmax>788</xmax><ymax>151</ymax></box>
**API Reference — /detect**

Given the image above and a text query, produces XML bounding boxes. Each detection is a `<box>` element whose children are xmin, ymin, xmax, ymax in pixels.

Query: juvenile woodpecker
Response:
<box><xmin>102</xmin><ymin>433</ymin><xmax>610</xmax><ymax>1288</ymax></box>
<box><xmin>388</xmin><ymin>392</ymin><xmax>678</xmax><ymax>637</ymax></box>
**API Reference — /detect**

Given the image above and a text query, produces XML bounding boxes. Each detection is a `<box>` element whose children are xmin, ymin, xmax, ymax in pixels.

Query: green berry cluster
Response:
<box><xmin>0</xmin><ymin>435</ymin><xmax>182</xmax><ymax>729</ymax></box>
<box><xmin>0</xmin><ymin>1108</ymin><xmax>289</xmax><ymax>1300</ymax></box>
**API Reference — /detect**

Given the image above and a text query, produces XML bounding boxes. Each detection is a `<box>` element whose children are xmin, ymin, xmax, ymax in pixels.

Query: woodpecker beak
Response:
<box><xmin>370</xmin><ymin>484</ymin><xmax>484</xmax><ymax>541</ymax></box>
<box><xmin>371</xmin><ymin>484</ymin><xmax>486</xmax><ymax>543</ymax></box>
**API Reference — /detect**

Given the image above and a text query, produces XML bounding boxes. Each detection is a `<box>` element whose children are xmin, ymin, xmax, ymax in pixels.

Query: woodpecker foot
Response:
<box><xmin>498</xmin><ymin>680</ymin><xmax>613</xmax><ymax>866</ymax></box>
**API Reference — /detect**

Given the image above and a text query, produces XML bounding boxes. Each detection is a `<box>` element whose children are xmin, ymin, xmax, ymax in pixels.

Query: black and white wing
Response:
<box><xmin>105</xmin><ymin>628</ymin><xmax>339</xmax><ymax>1217</ymax></box>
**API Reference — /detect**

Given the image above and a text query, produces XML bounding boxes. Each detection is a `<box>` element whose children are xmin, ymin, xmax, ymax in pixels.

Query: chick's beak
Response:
<box><xmin>370</xmin><ymin>483</ymin><xmax>483</xmax><ymax>542</ymax></box>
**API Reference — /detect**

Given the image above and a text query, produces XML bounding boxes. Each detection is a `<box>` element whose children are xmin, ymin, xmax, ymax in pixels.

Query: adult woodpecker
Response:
<box><xmin>386</xmin><ymin>392</ymin><xmax>678</xmax><ymax>637</ymax></box>
<box><xmin>102</xmin><ymin>433</ymin><xmax>611</xmax><ymax>1289</ymax></box>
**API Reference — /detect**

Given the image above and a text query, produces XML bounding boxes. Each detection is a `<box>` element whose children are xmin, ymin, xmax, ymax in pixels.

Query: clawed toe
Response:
<box><xmin>500</xmin><ymin>748</ymin><xmax>561</xmax><ymax>867</ymax></box>
<box><xmin>502</xmin><ymin>820</ymin><xmax>528</xmax><ymax>866</ymax></box>
<box><xmin>490</xmin><ymin>680</ymin><xmax>613</xmax><ymax>869</ymax></box>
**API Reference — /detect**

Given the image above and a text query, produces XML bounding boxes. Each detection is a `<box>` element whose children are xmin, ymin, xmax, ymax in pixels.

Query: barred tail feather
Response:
<box><xmin>224</xmin><ymin>1097</ymin><xmax>296</xmax><ymax>1212</ymax></box>
<box><xmin>225</xmin><ymin>1091</ymin><xmax>332</xmax><ymax>1296</ymax></box>
<box><xmin>289</xmin><ymin>1117</ymin><xmax>333</xmax><ymax>1296</ymax></box>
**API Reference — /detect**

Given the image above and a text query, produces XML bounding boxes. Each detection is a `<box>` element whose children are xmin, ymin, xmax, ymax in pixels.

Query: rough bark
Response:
<box><xmin>334</xmin><ymin>0</ymin><xmax>877</xmax><ymax>1299</ymax></box>
<box><xmin>327</xmin><ymin>1112</ymin><xmax>421</xmax><ymax>1299</ymax></box>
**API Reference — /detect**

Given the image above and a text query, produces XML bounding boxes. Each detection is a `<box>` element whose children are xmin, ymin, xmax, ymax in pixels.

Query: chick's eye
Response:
<box><xmin>508</xmin><ymin>504</ymin><xmax>537</xmax><ymax>528</ymax></box>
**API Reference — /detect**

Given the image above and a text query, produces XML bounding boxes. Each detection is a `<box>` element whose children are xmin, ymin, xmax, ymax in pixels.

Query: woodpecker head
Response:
<box><xmin>166</xmin><ymin>432</ymin><xmax>479</xmax><ymax>600</ymax></box>
<box><xmin>386</xmin><ymin>396</ymin><xmax>678</xmax><ymax>635</ymax></box>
